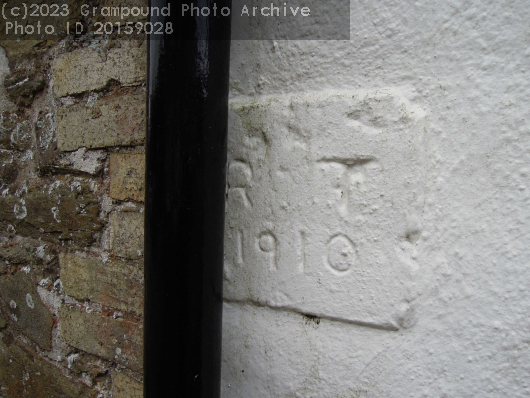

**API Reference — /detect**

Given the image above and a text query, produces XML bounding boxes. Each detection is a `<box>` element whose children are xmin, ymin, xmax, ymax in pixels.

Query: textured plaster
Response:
<box><xmin>222</xmin><ymin>1</ymin><xmax>530</xmax><ymax>397</ymax></box>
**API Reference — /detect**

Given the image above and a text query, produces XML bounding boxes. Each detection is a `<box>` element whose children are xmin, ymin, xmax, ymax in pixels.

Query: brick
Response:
<box><xmin>0</xmin><ymin>272</ymin><xmax>53</xmax><ymax>350</ymax></box>
<box><xmin>60</xmin><ymin>253</ymin><xmax>144</xmax><ymax>315</ymax></box>
<box><xmin>112</xmin><ymin>371</ymin><xmax>143</xmax><ymax>398</ymax></box>
<box><xmin>0</xmin><ymin>340</ymin><xmax>96</xmax><ymax>398</ymax></box>
<box><xmin>109</xmin><ymin>153</ymin><xmax>145</xmax><ymax>202</ymax></box>
<box><xmin>110</xmin><ymin>212</ymin><xmax>144</xmax><ymax>259</ymax></box>
<box><xmin>60</xmin><ymin>305</ymin><xmax>143</xmax><ymax>372</ymax></box>
<box><xmin>57</xmin><ymin>92</ymin><xmax>145</xmax><ymax>151</ymax></box>
<box><xmin>53</xmin><ymin>42</ymin><xmax>146</xmax><ymax>98</ymax></box>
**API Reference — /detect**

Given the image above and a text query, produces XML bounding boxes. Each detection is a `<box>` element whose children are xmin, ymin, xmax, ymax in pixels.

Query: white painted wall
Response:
<box><xmin>222</xmin><ymin>1</ymin><xmax>530</xmax><ymax>397</ymax></box>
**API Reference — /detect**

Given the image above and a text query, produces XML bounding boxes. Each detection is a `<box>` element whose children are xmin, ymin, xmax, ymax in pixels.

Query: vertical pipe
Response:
<box><xmin>144</xmin><ymin>1</ymin><xmax>231</xmax><ymax>397</ymax></box>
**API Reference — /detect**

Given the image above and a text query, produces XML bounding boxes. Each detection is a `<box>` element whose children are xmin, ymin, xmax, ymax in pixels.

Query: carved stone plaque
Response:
<box><xmin>224</xmin><ymin>89</ymin><xmax>426</xmax><ymax>329</ymax></box>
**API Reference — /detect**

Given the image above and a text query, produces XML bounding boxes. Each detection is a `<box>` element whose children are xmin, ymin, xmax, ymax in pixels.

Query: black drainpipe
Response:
<box><xmin>144</xmin><ymin>1</ymin><xmax>232</xmax><ymax>397</ymax></box>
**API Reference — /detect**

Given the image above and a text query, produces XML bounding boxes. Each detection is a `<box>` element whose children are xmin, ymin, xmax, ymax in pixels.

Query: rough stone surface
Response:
<box><xmin>60</xmin><ymin>253</ymin><xmax>144</xmax><ymax>315</ymax></box>
<box><xmin>0</xmin><ymin>110</ymin><xmax>33</xmax><ymax>152</ymax></box>
<box><xmin>60</xmin><ymin>305</ymin><xmax>143</xmax><ymax>372</ymax></box>
<box><xmin>0</xmin><ymin>272</ymin><xmax>53</xmax><ymax>350</ymax></box>
<box><xmin>111</xmin><ymin>371</ymin><xmax>143</xmax><ymax>398</ymax></box>
<box><xmin>65</xmin><ymin>352</ymin><xmax>110</xmax><ymax>384</ymax></box>
<box><xmin>109</xmin><ymin>153</ymin><xmax>145</xmax><ymax>202</ymax></box>
<box><xmin>4</xmin><ymin>69</ymin><xmax>45</xmax><ymax>107</ymax></box>
<box><xmin>57</xmin><ymin>92</ymin><xmax>146</xmax><ymax>151</ymax></box>
<box><xmin>222</xmin><ymin>1</ymin><xmax>530</xmax><ymax>397</ymax></box>
<box><xmin>0</xmin><ymin>340</ymin><xmax>96</xmax><ymax>398</ymax></box>
<box><xmin>0</xmin><ymin>181</ymin><xmax>102</xmax><ymax>244</ymax></box>
<box><xmin>109</xmin><ymin>212</ymin><xmax>144</xmax><ymax>259</ymax></box>
<box><xmin>0</xmin><ymin>236</ymin><xmax>57</xmax><ymax>266</ymax></box>
<box><xmin>53</xmin><ymin>42</ymin><xmax>146</xmax><ymax>98</ymax></box>
<box><xmin>0</xmin><ymin>40</ymin><xmax>43</xmax><ymax>62</ymax></box>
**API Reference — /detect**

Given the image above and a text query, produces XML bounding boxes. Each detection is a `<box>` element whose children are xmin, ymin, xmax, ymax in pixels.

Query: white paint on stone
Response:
<box><xmin>222</xmin><ymin>1</ymin><xmax>530</xmax><ymax>396</ymax></box>
<box><xmin>225</xmin><ymin>90</ymin><xmax>426</xmax><ymax>329</ymax></box>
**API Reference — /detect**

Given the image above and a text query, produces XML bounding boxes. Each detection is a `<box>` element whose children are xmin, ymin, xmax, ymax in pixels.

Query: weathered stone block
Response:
<box><xmin>109</xmin><ymin>153</ymin><xmax>145</xmax><ymax>202</ymax></box>
<box><xmin>60</xmin><ymin>305</ymin><xmax>143</xmax><ymax>372</ymax></box>
<box><xmin>0</xmin><ymin>272</ymin><xmax>53</xmax><ymax>349</ymax></box>
<box><xmin>4</xmin><ymin>69</ymin><xmax>45</xmax><ymax>107</ymax></box>
<box><xmin>53</xmin><ymin>42</ymin><xmax>146</xmax><ymax>97</ymax></box>
<box><xmin>225</xmin><ymin>90</ymin><xmax>427</xmax><ymax>329</ymax></box>
<box><xmin>0</xmin><ymin>340</ymin><xmax>96</xmax><ymax>398</ymax></box>
<box><xmin>0</xmin><ymin>236</ymin><xmax>56</xmax><ymax>266</ymax></box>
<box><xmin>0</xmin><ymin>40</ymin><xmax>43</xmax><ymax>62</ymax></box>
<box><xmin>0</xmin><ymin>181</ymin><xmax>102</xmax><ymax>244</ymax></box>
<box><xmin>112</xmin><ymin>371</ymin><xmax>143</xmax><ymax>398</ymax></box>
<box><xmin>0</xmin><ymin>239</ymin><xmax>40</xmax><ymax>265</ymax></box>
<box><xmin>57</xmin><ymin>92</ymin><xmax>145</xmax><ymax>151</ymax></box>
<box><xmin>110</xmin><ymin>212</ymin><xmax>144</xmax><ymax>259</ymax></box>
<box><xmin>60</xmin><ymin>253</ymin><xmax>144</xmax><ymax>315</ymax></box>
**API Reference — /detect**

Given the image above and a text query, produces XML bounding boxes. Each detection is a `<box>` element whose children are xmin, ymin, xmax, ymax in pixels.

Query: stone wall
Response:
<box><xmin>0</xmin><ymin>6</ymin><xmax>146</xmax><ymax>397</ymax></box>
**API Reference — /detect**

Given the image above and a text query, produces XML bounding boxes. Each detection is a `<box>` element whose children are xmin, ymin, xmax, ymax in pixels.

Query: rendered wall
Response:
<box><xmin>221</xmin><ymin>1</ymin><xmax>530</xmax><ymax>397</ymax></box>
<box><xmin>0</xmin><ymin>1</ymin><xmax>528</xmax><ymax>397</ymax></box>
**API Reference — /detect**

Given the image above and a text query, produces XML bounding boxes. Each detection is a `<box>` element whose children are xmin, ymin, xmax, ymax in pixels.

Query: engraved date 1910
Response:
<box><xmin>234</xmin><ymin>230</ymin><xmax>357</xmax><ymax>275</ymax></box>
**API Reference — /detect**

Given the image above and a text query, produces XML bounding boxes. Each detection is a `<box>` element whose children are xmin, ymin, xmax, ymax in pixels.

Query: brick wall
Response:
<box><xmin>0</xmin><ymin>8</ymin><xmax>146</xmax><ymax>398</ymax></box>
